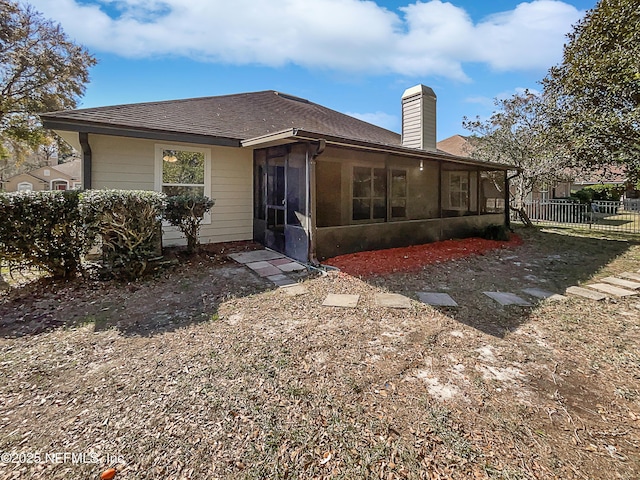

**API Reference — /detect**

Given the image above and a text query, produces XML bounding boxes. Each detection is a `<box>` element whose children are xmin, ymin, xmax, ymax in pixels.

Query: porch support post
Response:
<box><xmin>438</xmin><ymin>160</ymin><xmax>443</xmax><ymax>240</ymax></box>
<box><xmin>79</xmin><ymin>132</ymin><xmax>92</xmax><ymax>190</ymax></box>
<box><xmin>504</xmin><ymin>170</ymin><xmax>510</xmax><ymax>229</ymax></box>
<box><xmin>308</xmin><ymin>141</ymin><xmax>323</xmax><ymax>264</ymax></box>
<box><xmin>477</xmin><ymin>169</ymin><xmax>481</xmax><ymax>216</ymax></box>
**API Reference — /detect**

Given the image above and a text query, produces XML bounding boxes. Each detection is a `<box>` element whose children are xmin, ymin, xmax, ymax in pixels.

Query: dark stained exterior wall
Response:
<box><xmin>316</xmin><ymin>214</ymin><xmax>505</xmax><ymax>260</ymax></box>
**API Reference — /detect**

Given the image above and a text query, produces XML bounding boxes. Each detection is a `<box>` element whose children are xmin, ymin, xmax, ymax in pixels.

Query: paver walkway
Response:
<box><xmin>228</xmin><ymin>249</ymin><xmax>307</xmax><ymax>287</ymax></box>
<box><xmin>231</xmin><ymin>249</ymin><xmax>640</xmax><ymax>307</ymax></box>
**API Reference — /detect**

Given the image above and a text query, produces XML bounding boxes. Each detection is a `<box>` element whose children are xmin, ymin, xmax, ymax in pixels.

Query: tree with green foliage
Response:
<box><xmin>543</xmin><ymin>0</ymin><xmax>640</xmax><ymax>176</ymax></box>
<box><xmin>0</xmin><ymin>0</ymin><xmax>96</xmax><ymax>164</ymax></box>
<box><xmin>463</xmin><ymin>91</ymin><xmax>569</xmax><ymax>224</ymax></box>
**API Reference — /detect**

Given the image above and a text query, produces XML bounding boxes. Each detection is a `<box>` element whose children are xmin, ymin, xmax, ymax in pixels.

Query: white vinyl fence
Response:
<box><xmin>513</xmin><ymin>200</ymin><xmax>640</xmax><ymax>234</ymax></box>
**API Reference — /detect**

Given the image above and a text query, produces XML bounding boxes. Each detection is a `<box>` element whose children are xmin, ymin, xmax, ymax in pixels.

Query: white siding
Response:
<box><xmin>89</xmin><ymin>134</ymin><xmax>253</xmax><ymax>246</ymax></box>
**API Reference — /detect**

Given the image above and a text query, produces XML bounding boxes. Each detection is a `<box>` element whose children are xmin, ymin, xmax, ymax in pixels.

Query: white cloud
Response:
<box><xmin>464</xmin><ymin>86</ymin><xmax>543</xmax><ymax>110</ymax></box>
<box><xmin>346</xmin><ymin>111</ymin><xmax>399</xmax><ymax>130</ymax></box>
<box><xmin>28</xmin><ymin>0</ymin><xmax>584</xmax><ymax>81</ymax></box>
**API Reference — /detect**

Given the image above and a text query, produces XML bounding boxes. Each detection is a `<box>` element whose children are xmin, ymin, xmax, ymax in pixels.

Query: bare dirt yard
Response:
<box><xmin>1</xmin><ymin>227</ymin><xmax>639</xmax><ymax>479</ymax></box>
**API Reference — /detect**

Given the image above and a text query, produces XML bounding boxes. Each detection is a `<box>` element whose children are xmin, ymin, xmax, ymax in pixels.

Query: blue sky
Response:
<box><xmin>29</xmin><ymin>0</ymin><xmax>596</xmax><ymax>141</ymax></box>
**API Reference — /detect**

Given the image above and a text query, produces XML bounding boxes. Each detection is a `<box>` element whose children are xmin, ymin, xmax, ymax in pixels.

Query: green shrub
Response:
<box><xmin>571</xmin><ymin>184</ymin><xmax>624</xmax><ymax>203</ymax></box>
<box><xmin>0</xmin><ymin>190</ymin><xmax>94</xmax><ymax>278</ymax></box>
<box><xmin>81</xmin><ymin>190</ymin><xmax>166</xmax><ymax>279</ymax></box>
<box><xmin>482</xmin><ymin>224</ymin><xmax>510</xmax><ymax>241</ymax></box>
<box><xmin>164</xmin><ymin>195</ymin><xmax>215</xmax><ymax>253</ymax></box>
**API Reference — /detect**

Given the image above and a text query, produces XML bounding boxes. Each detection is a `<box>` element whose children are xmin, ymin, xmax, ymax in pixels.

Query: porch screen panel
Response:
<box><xmin>469</xmin><ymin>171</ymin><xmax>478</xmax><ymax>213</ymax></box>
<box><xmin>353</xmin><ymin>166</ymin><xmax>386</xmax><ymax>221</ymax></box>
<box><xmin>286</xmin><ymin>146</ymin><xmax>307</xmax><ymax>227</ymax></box>
<box><xmin>441</xmin><ymin>164</ymin><xmax>472</xmax><ymax>217</ymax></box>
<box><xmin>481</xmin><ymin>171</ymin><xmax>506</xmax><ymax>214</ymax></box>
<box><xmin>316</xmin><ymin>160</ymin><xmax>342</xmax><ymax>227</ymax></box>
<box><xmin>390</xmin><ymin>169</ymin><xmax>407</xmax><ymax>219</ymax></box>
<box><xmin>254</xmin><ymin>150</ymin><xmax>266</xmax><ymax>220</ymax></box>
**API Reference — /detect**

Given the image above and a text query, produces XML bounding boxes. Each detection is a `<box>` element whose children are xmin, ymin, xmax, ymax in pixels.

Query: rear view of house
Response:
<box><xmin>41</xmin><ymin>85</ymin><xmax>512</xmax><ymax>263</ymax></box>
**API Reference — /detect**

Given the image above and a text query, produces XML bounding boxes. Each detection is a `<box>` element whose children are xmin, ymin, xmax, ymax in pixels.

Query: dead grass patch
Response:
<box><xmin>1</xmin><ymin>228</ymin><xmax>639</xmax><ymax>479</ymax></box>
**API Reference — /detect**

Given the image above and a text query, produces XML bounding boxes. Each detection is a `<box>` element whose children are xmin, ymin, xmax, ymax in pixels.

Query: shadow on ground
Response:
<box><xmin>366</xmin><ymin>227</ymin><xmax>639</xmax><ymax>337</ymax></box>
<box><xmin>0</xmin><ymin>243</ymin><xmax>274</xmax><ymax>339</ymax></box>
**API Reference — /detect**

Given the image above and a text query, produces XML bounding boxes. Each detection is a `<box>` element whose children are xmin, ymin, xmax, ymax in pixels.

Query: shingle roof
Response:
<box><xmin>42</xmin><ymin>90</ymin><xmax>401</xmax><ymax>146</ymax></box>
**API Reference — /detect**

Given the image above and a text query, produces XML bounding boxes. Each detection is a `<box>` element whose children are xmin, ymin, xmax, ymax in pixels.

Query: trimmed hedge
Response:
<box><xmin>0</xmin><ymin>190</ymin><xmax>216</xmax><ymax>280</ymax></box>
<box><xmin>0</xmin><ymin>190</ymin><xmax>94</xmax><ymax>278</ymax></box>
<box><xmin>164</xmin><ymin>195</ymin><xmax>215</xmax><ymax>253</ymax></box>
<box><xmin>0</xmin><ymin>190</ymin><xmax>167</xmax><ymax>279</ymax></box>
<box><xmin>81</xmin><ymin>190</ymin><xmax>166</xmax><ymax>279</ymax></box>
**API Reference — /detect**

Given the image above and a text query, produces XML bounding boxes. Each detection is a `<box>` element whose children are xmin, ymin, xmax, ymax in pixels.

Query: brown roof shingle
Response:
<box><xmin>42</xmin><ymin>90</ymin><xmax>401</xmax><ymax>146</ymax></box>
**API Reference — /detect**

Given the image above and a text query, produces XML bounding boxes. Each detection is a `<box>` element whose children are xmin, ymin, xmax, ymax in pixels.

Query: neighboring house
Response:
<box><xmin>437</xmin><ymin>134</ymin><xmax>636</xmax><ymax>203</ymax></box>
<box><xmin>2</xmin><ymin>159</ymin><xmax>82</xmax><ymax>192</ymax></box>
<box><xmin>41</xmin><ymin>85</ymin><xmax>513</xmax><ymax>262</ymax></box>
<box><xmin>436</xmin><ymin>134</ymin><xmax>473</xmax><ymax>158</ymax></box>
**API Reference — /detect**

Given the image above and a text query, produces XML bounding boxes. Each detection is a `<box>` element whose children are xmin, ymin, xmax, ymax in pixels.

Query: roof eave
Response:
<box><xmin>243</xmin><ymin>129</ymin><xmax>514</xmax><ymax>170</ymax></box>
<box><xmin>41</xmin><ymin>117</ymin><xmax>242</xmax><ymax>148</ymax></box>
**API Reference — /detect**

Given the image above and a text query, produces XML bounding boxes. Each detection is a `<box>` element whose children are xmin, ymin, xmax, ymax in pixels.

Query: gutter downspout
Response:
<box><xmin>308</xmin><ymin>139</ymin><xmax>326</xmax><ymax>265</ymax></box>
<box><xmin>79</xmin><ymin>132</ymin><xmax>92</xmax><ymax>190</ymax></box>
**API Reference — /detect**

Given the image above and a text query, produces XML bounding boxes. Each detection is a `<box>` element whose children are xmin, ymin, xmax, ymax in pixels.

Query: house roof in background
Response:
<box><xmin>437</xmin><ymin>134</ymin><xmax>473</xmax><ymax>157</ymax></box>
<box><xmin>3</xmin><ymin>162</ymin><xmax>80</xmax><ymax>185</ymax></box>
<box><xmin>41</xmin><ymin>90</ymin><xmax>402</xmax><ymax>147</ymax></box>
<box><xmin>51</xmin><ymin>159</ymin><xmax>81</xmax><ymax>180</ymax></box>
<box><xmin>572</xmin><ymin>165</ymin><xmax>628</xmax><ymax>185</ymax></box>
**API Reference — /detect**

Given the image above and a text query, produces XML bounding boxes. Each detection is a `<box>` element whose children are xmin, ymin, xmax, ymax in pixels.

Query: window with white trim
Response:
<box><xmin>17</xmin><ymin>182</ymin><xmax>33</xmax><ymax>192</ymax></box>
<box><xmin>155</xmin><ymin>144</ymin><xmax>211</xmax><ymax>197</ymax></box>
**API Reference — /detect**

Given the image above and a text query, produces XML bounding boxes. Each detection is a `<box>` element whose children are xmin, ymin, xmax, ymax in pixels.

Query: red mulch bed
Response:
<box><xmin>323</xmin><ymin>234</ymin><xmax>524</xmax><ymax>277</ymax></box>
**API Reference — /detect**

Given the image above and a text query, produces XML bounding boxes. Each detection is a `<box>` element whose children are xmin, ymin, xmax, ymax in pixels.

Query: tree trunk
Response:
<box><xmin>510</xmin><ymin>205</ymin><xmax>534</xmax><ymax>227</ymax></box>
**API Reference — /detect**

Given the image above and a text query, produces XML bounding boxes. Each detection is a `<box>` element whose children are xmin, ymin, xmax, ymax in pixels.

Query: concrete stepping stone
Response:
<box><xmin>277</xmin><ymin>262</ymin><xmax>307</xmax><ymax>272</ymax></box>
<box><xmin>322</xmin><ymin>294</ymin><xmax>360</xmax><ymax>308</ymax></box>
<box><xmin>483</xmin><ymin>292</ymin><xmax>532</xmax><ymax>306</ymax></box>
<box><xmin>417</xmin><ymin>292</ymin><xmax>458</xmax><ymax>307</ymax></box>
<box><xmin>587</xmin><ymin>283</ymin><xmax>637</xmax><ymax>297</ymax></box>
<box><xmin>618</xmin><ymin>272</ymin><xmax>640</xmax><ymax>282</ymax></box>
<box><xmin>522</xmin><ymin>288</ymin><xmax>567</xmax><ymax>302</ymax></box>
<box><xmin>601</xmin><ymin>276</ymin><xmax>640</xmax><ymax>290</ymax></box>
<box><xmin>566</xmin><ymin>286</ymin><xmax>607</xmax><ymax>300</ymax></box>
<box><xmin>229</xmin><ymin>250</ymin><xmax>283</xmax><ymax>263</ymax></box>
<box><xmin>375</xmin><ymin>293</ymin><xmax>411</xmax><ymax>309</ymax></box>
<box><xmin>268</xmin><ymin>258</ymin><xmax>294</xmax><ymax>266</ymax></box>
<box><xmin>245</xmin><ymin>261</ymin><xmax>273</xmax><ymax>270</ymax></box>
<box><xmin>252</xmin><ymin>265</ymin><xmax>283</xmax><ymax>277</ymax></box>
<box><xmin>280</xmin><ymin>284</ymin><xmax>308</xmax><ymax>296</ymax></box>
<box><xmin>267</xmin><ymin>274</ymin><xmax>297</xmax><ymax>287</ymax></box>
